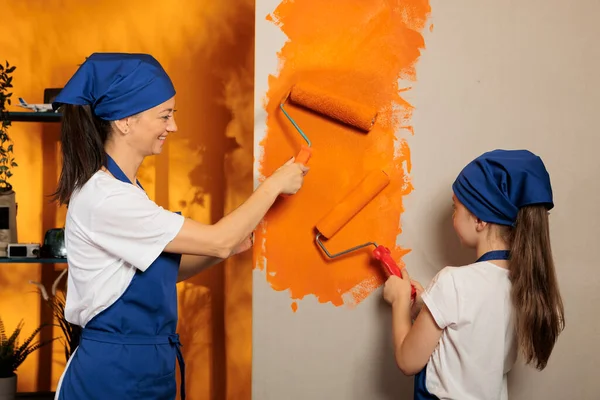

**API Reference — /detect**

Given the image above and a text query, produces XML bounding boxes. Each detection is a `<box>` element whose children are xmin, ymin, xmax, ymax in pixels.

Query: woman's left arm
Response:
<box><xmin>177</xmin><ymin>255</ymin><xmax>223</xmax><ymax>282</ymax></box>
<box><xmin>177</xmin><ymin>234</ymin><xmax>253</xmax><ymax>282</ymax></box>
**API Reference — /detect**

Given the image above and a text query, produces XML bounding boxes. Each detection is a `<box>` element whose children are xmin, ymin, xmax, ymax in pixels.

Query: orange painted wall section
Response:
<box><xmin>0</xmin><ymin>0</ymin><xmax>254</xmax><ymax>398</ymax></box>
<box><xmin>255</xmin><ymin>0</ymin><xmax>431</xmax><ymax>310</ymax></box>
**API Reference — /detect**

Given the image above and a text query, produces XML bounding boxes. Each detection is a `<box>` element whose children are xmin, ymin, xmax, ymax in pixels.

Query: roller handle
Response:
<box><xmin>295</xmin><ymin>144</ymin><xmax>312</xmax><ymax>165</ymax></box>
<box><xmin>281</xmin><ymin>145</ymin><xmax>311</xmax><ymax>198</ymax></box>
<box><xmin>372</xmin><ymin>245</ymin><xmax>416</xmax><ymax>301</ymax></box>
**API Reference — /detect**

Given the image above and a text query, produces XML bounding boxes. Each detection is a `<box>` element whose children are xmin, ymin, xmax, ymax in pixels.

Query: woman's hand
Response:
<box><xmin>266</xmin><ymin>157</ymin><xmax>309</xmax><ymax>195</ymax></box>
<box><xmin>383</xmin><ymin>269</ymin><xmax>414</xmax><ymax>308</ymax></box>
<box><xmin>232</xmin><ymin>233</ymin><xmax>254</xmax><ymax>255</ymax></box>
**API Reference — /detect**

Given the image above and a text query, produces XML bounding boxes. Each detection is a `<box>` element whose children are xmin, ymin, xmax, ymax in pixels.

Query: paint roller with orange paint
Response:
<box><xmin>279</xmin><ymin>82</ymin><xmax>379</xmax><ymax>165</ymax></box>
<box><xmin>314</xmin><ymin>170</ymin><xmax>416</xmax><ymax>301</ymax></box>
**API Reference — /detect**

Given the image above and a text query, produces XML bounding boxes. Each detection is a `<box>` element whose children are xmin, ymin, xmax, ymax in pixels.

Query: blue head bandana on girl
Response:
<box><xmin>452</xmin><ymin>149</ymin><xmax>554</xmax><ymax>226</ymax></box>
<box><xmin>52</xmin><ymin>52</ymin><xmax>175</xmax><ymax>121</ymax></box>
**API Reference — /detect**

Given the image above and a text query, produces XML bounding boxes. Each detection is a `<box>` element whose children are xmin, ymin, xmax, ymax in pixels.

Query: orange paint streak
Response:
<box><xmin>255</xmin><ymin>0</ymin><xmax>430</xmax><ymax>308</ymax></box>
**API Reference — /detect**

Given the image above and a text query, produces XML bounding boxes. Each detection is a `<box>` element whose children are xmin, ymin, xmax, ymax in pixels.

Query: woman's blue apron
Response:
<box><xmin>413</xmin><ymin>250</ymin><xmax>510</xmax><ymax>400</ymax></box>
<box><xmin>58</xmin><ymin>155</ymin><xmax>186</xmax><ymax>400</ymax></box>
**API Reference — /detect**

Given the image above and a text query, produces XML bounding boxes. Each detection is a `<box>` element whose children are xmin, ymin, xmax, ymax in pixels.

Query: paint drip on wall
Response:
<box><xmin>255</xmin><ymin>0</ymin><xmax>431</xmax><ymax>310</ymax></box>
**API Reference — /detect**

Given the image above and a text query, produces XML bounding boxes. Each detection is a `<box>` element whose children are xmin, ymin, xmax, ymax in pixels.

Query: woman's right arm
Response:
<box><xmin>164</xmin><ymin>158</ymin><xmax>308</xmax><ymax>259</ymax></box>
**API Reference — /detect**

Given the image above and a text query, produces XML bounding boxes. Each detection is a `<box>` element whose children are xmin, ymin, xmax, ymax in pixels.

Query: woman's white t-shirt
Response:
<box><xmin>421</xmin><ymin>261</ymin><xmax>518</xmax><ymax>400</ymax></box>
<box><xmin>63</xmin><ymin>170</ymin><xmax>185</xmax><ymax>327</ymax></box>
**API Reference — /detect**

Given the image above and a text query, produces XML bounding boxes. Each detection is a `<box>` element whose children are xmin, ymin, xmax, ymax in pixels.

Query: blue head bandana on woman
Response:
<box><xmin>53</xmin><ymin>52</ymin><xmax>176</xmax><ymax>120</ymax></box>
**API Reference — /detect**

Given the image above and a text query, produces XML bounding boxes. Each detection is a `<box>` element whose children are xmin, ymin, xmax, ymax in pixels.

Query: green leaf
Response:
<box><xmin>10</xmin><ymin>162</ymin><xmax>17</xmax><ymax>167</ymax></box>
<box><xmin>7</xmin><ymin>145</ymin><xmax>13</xmax><ymax>152</ymax></box>
<box><xmin>6</xmin><ymin>171</ymin><xmax>12</xmax><ymax>178</ymax></box>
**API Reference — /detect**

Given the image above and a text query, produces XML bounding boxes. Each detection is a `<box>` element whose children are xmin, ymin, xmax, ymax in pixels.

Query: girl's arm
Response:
<box><xmin>391</xmin><ymin>301</ymin><xmax>442</xmax><ymax>376</ymax></box>
<box><xmin>384</xmin><ymin>273</ymin><xmax>443</xmax><ymax>376</ymax></box>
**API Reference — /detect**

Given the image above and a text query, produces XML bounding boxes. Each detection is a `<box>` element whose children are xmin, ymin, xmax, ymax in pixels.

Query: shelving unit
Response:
<box><xmin>4</xmin><ymin>106</ymin><xmax>65</xmax><ymax>393</ymax></box>
<box><xmin>5</xmin><ymin>111</ymin><xmax>62</xmax><ymax>123</ymax></box>
<box><xmin>2</xmin><ymin>111</ymin><xmax>64</xmax><ymax>265</ymax></box>
<box><xmin>0</xmin><ymin>257</ymin><xmax>66</xmax><ymax>263</ymax></box>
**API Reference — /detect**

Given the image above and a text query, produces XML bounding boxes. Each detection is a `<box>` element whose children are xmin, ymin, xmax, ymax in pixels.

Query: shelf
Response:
<box><xmin>17</xmin><ymin>392</ymin><xmax>55</xmax><ymax>399</ymax></box>
<box><xmin>0</xmin><ymin>257</ymin><xmax>66</xmax><ymax>264</ymax></box>
<box><xmin>5</xmin><ymin>111</ymin><xmax>62</xmax><ymax>123</ymax></box>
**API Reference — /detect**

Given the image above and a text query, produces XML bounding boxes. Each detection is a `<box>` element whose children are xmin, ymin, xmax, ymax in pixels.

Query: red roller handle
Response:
<box><xmin>372</xmin><ymin>245</ymin><xmax>416</xmax><ymax>301</ymax></box>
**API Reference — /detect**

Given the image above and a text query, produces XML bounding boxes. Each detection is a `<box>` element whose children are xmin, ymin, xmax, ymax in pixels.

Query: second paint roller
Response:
<box><xmin>315</xmin><ymin>170</ymin><xmax>416</xmax><ymax>301</ymax></box>
<box><xmin>279</xmin><ymin>82</ymin><xmax>379</xmax><ymax>165</ymax></box>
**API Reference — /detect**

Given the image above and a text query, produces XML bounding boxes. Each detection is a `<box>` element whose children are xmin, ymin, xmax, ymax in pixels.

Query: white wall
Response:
<box><xmin>253</xmin><ymin>0</ymin><xmax>600</xmax><ymax>399</ymax></box>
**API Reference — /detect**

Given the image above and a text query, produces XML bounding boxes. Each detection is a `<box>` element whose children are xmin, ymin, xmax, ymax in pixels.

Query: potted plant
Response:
<box><xmin>30</xmin><ymin>269</ymin><xmax>81</xmax><ymax>362</ymax></box>
<box><xmin>0</xmin><ymin>61</ymin><xmax>18</xmax><ymax>257</ymax></box>
<box><xmin>0</xmin><ymin>316</ymin><xmax>55</xmax><ymax>400</ymax></box>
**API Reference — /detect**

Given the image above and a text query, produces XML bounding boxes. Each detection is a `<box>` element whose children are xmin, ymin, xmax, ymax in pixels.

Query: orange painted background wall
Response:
<box><xmin>254</xmin><ymin>0</ymin><xmax>431</xmax><ymax>311</ymax></box>
<box><xmin>0</xmin><ymin>0</ymin><xmax>254</xmax><ymax>398</ymax></box>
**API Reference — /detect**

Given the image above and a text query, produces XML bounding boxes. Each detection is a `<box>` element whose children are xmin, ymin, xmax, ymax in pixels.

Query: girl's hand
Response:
<box><xmin>267</xmin><ymin>157</ymin><xmax>309</xmax><ymax>195</ymax></box>
<box><xmin>383</xmin><ymin>268</ymin><xmax>413</xmax><ymax>307</ymax></box>
<box><xmin>410</xmin><ymin>279</ymin><xmax>425</xmax><ymax>320</ymax></box>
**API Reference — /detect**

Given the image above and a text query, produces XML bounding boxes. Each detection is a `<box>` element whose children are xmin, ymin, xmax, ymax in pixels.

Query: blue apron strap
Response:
<box><xmin>171</xmin><ymin>336</ymin><xmax>186</xmax><ymax>400</ymax></box>
<box><xmin>476</xmin><ymin>250</ymin><xmax>510</xmax><ymax>262</ymax></box>
<box><xmin>414</xmin><ymin>365</ymin><xmax>440</xmax><ymax>399</ymax></box>
<box><xmin>105</xmin><ymin>153</ymin><xmax>145</xmax><ymax>190</ymax></box>
<box><xmin>82</xmin><ymin>329</ymin><xmax>186</xmax><ymax>399</ymax></box>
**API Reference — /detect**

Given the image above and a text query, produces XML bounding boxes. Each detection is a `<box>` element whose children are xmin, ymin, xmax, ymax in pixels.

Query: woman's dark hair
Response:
<box><xmin>503</xmin><ymin>205</ymin><xmax>565</xmax><ymax>370</ymax></box>
<box><xmin>53</xmin><ymin>104</ymin><xmax>111</xmax><ymax>205</ymax></box>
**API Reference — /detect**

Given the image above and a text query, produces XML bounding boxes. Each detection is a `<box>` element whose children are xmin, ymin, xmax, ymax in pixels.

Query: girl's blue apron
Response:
<box><xmin>58</xmin><ymin>155</ymin><xmax>186</xmax><ymax>400</ymax></box>
<box><xmin>413</xmin><ymin>250</ymin><xmax>510</xmax><ymax>400</ymax></box>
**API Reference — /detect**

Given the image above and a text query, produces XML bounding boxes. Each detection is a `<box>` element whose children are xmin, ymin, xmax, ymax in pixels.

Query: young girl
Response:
<box><xmin>383</xmin><ymin>149</ymin><xmax>565</xmax><ymax>399</ymax></box>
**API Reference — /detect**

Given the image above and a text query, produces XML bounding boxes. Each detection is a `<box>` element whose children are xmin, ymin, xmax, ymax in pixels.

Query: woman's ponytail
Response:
<box><xmin>508</xmin><ymin>205</ymin><xmax>565</xmax><ymax>370</ymax></box>
<box><xmin>53</xmin><ymin>104</ymin><xmax>110</xmax><ymax>205</ymax></box>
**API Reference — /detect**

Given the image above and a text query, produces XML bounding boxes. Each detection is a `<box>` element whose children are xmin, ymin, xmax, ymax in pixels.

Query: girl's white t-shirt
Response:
<box><xmin>421</xmin><ymin>261</ymin><xmax>518</xmax><ymax>400</ymax></box>
<box><xmin>63</xmin><ymin>170</ymin><xmax>185</xmax><ymax>327</ymax></box>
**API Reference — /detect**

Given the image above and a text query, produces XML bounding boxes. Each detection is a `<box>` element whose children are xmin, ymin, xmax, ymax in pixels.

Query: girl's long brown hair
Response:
<box><xmin>505</xmin><ymin>205</ymin><xmax>565</xmax><ymax>370</ymax></box>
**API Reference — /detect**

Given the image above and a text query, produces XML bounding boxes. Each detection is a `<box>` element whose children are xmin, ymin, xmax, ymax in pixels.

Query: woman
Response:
<box><xmin>52</xmin><ymin>52</ymin><xmax>308</xmax><ymax>399</ymax></box>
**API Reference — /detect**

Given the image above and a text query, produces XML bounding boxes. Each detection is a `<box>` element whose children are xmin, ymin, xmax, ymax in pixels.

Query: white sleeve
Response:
<box><xmin>90</xmin><ymin>186</ymin><xmax>185</xmax><ymax>271</ymax></box>
<box><xmin>421</xmin><ymin>267</ymin><xmax>460</xmax><ymax>329</ymax></box>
